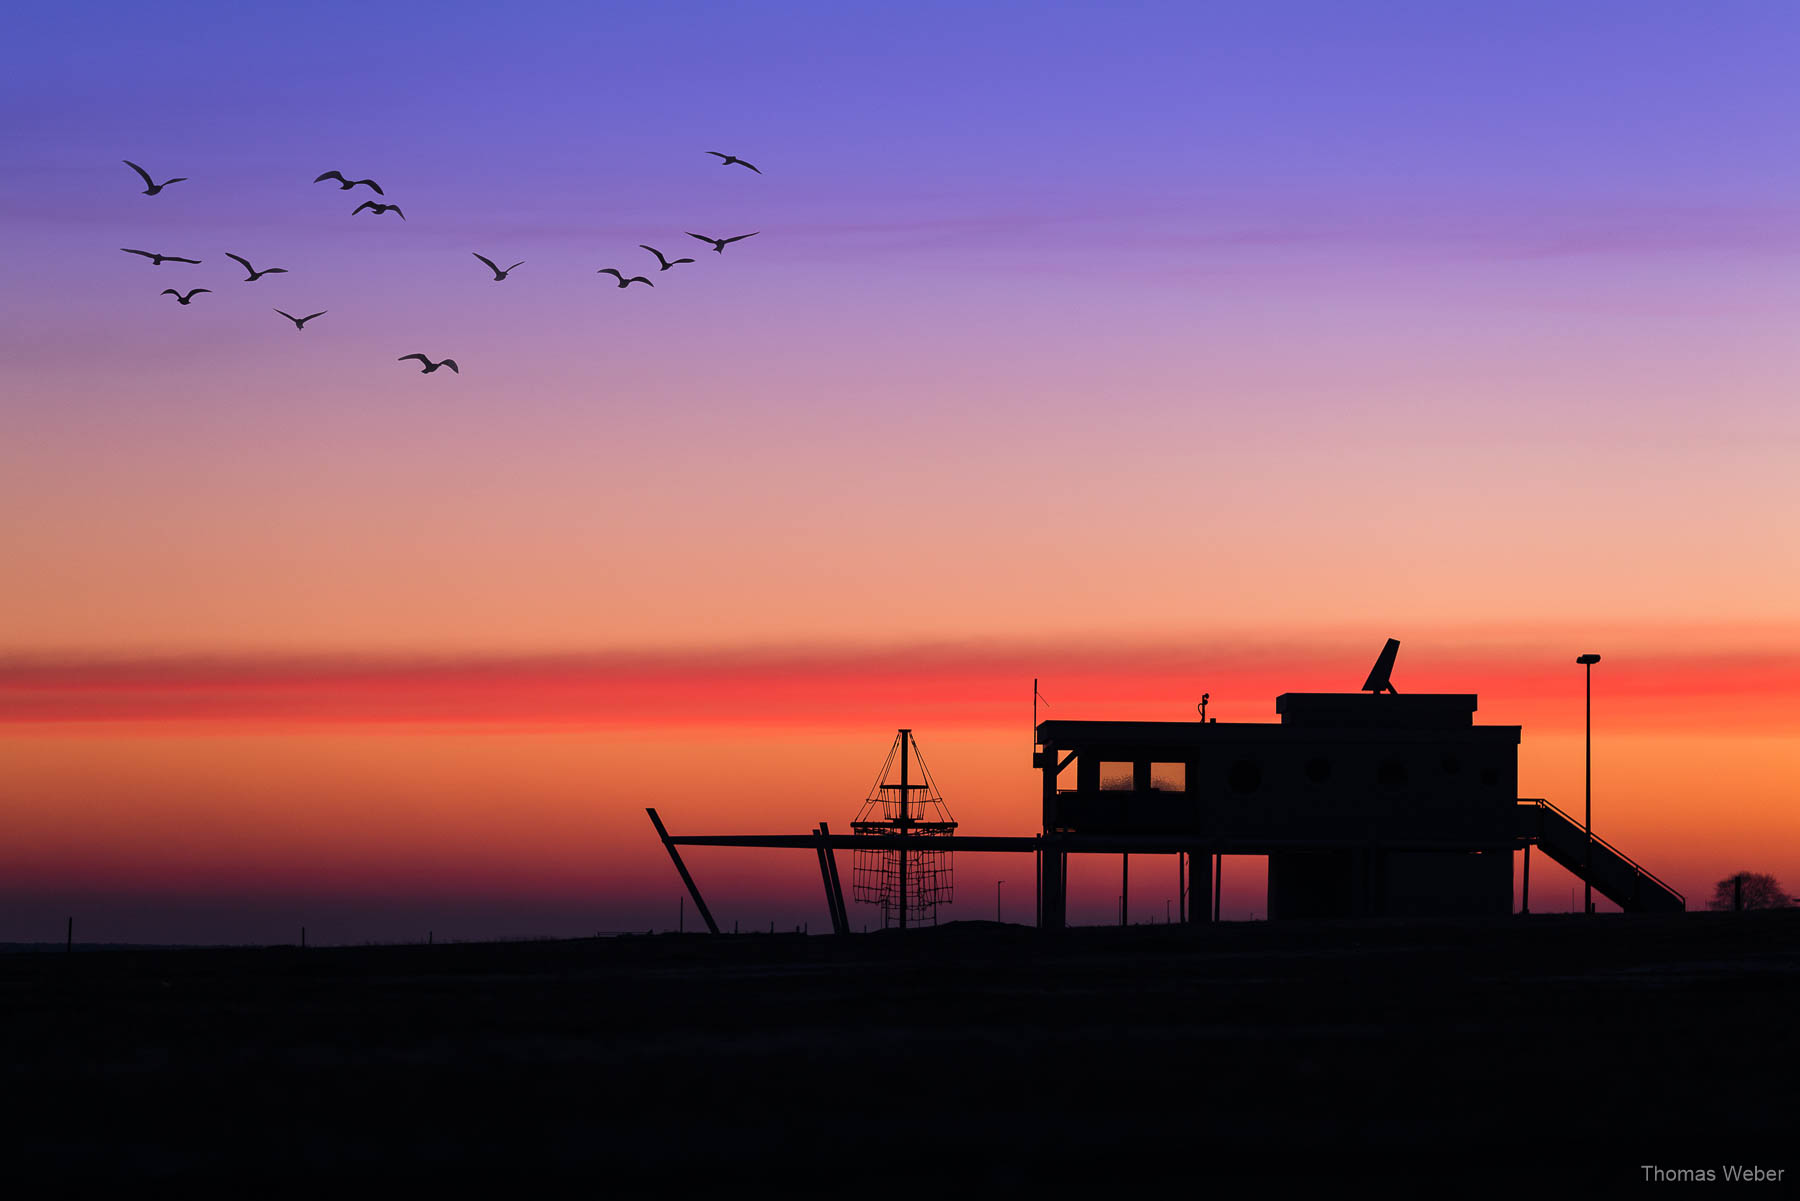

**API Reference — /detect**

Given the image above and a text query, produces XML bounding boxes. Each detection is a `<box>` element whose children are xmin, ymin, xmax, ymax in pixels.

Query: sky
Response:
<box><xmin>2</xmin><ymin>1</ymin><xmax>1797</xmax><ymax>942</ymax></box>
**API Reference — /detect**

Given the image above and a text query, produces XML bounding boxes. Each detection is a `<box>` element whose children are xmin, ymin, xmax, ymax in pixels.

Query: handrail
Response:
<box><xmin>1527</xmin><ymin>798</ymin><xmax>1684</xmax><ymax>905</ymax></box>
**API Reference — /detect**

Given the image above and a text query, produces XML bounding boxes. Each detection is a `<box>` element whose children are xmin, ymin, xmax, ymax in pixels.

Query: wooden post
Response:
<box><xmin>646</xmin><ymin>808</ymin><xmax>721</xmax><ymax>934</ymax></box>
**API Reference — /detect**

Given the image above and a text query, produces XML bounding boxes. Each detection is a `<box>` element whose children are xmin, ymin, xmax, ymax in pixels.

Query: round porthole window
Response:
<box><xmin>1228</xmin><ymin>759</ymin><xmax>1263</xmax><ymax>794</ymax></box>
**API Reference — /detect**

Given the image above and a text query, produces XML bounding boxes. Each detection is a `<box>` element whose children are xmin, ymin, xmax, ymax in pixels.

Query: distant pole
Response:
<box><xmin>996</xmin><ymin>880</ymin><xmax>1005</xmax><ymax>923</ymax></box>
<box><xmin>1521</xmin><ymin>844</ymin><xmax>1531</xmax><ymax>915</ymax></box>
<box><xmin>1578</xmin><ymin>653</ymin><xmax>1601</xmax><ymax>915</ymax></box>
<box><xmin>1166</xmin><ymin>899</ymin><xmax>1171</xmax><ymax>924</ymax></box>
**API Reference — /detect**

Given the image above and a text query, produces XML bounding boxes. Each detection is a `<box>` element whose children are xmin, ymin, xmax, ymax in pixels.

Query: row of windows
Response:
<box><xmin>1084</xmin><ymin>755</ymin><xmax>1505</xmax><ymax>795</ymax></box>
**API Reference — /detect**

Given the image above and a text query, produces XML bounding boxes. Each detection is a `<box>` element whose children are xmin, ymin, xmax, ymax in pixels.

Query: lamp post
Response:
<box><xmin>996</xmin><ymin>880</ymin><xmax>1005</xmax><ymax>924</ymax></box>
<box><xmin>1577</xmin><ymin>653</ymin><xmax>1601</xmax><ymax>915</ymax></box>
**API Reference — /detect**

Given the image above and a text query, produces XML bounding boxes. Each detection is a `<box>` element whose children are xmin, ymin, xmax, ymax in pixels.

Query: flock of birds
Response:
<box><xmin>118</xmin><ymin>152</ymin><xmax>764</xmax><ymax>375</ymax></box>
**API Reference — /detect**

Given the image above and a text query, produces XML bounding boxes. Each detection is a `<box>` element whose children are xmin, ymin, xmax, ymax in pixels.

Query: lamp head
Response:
<box><xmin>1577</xmin><ymin>653</ymin><xmax>1601</xmax><ymax>665</ymax></box>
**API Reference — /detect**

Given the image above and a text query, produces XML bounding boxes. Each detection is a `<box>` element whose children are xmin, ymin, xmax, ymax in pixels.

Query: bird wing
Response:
<box><xmin>123</xmin><ymin>160</ymin><xmax>153</xmax><ymax>186</ymax></box>
<box><xmin>168</xmin><ymin>256</ymin><xmax>202</xmax><ymax>264</ymax></box>
<box><xmin>741</xmin><ymin>160</ymin><xmax>762</xmax><ymax>174</ymax></box>
<box><xmin>721</xmin><ymin>232</ymin><xmax>759</xmax><ymax>244</ymax></box>
<box><xmin>597</xmin><ymin>268</ymin><xmax>623</xmax><ymax>279</ymax></box>
<box><xmin>226</xmin><ymin>253</ymin><xmax>252</xmax><ymax>272</ymax></box>
<box><xmin>398</xmin><ymin>354</ymin><xmax>429</xmax><ymax>364</ymax></box>
<box><xmin>390</xmin><ymin>206</ymin><xmax>405</xmax><ymax>220</ymax></box>
<box><xmin>441</xmin><ymin>360</ymin><xmax>459</xmax><ymax>373</ymax></box>
<box><xmin>262</xmin><ymin>267</ymin><xmax>288</xmax><ymax>275</ymax></box>
<box><xmin>353</xmin><ymin>201</ymin><xmax>375</xmax><ymax>214</ymax></box>
<box><xmin>163</xmin><ymin>177</ymin><xmax>188</xmax><ymax>185</ymax></box>
<box><xmin>190</xmin><ymin>289</ymin><xmax>211</xmax><ymax>296</ymax></box>
<box><xmin>630</xmin><ymin>277</ymin><xmax>654</xmax><ymax>287</ymax></box>
<box><xmin>672</xmin><ymin>257</ymin><xmax>695</xmax><ymax>265</ymax></box>
<box><xmin>315</xmin><ymin>170</ymin><xmax>345</xmax><ymax>184</ymax></box>
<box><xmin>161</xmin><ymin>289</ymin><xmax>179</xmax><ymax>295</ymax></box>
<box><xmin>686</xmin><ymin>232</ymin><xmax>717</xmax><ymax>245</ymax></box>
<box><xmin>122</xmin><ymin>248</ymin><xmax>156</xmax><ymax>259</ymax></box>
<box><xmin>474</xmin><ymin>253</ymin><xmax>500</xmax><ymax>274</ymax></box>
<box><xmin>505</xmin><ymin>261</ymin><xmax>524</xmax><ymax>273</ymax></box>
<box><xmin>639</xmin><ymin>244</ymin><xmax>669</xmax><ymax>266</ymax></box>
<box><xmin>302</xmin><ymin>312</ymin><xmax>326</xmax><ymax>322</ymax></box>
<box><xmin>274</xmin><ymin>309</ymin><xmax>299</xmax><ymax>322</ymax></box>
<box><xmin>707</xmin><ymin>152</ymin><xmax>729</xmax><ymax>161</ymax></box>
<box><xmin>359</xmin><ymin>180</ymin><xmax>384</xmax><ymax>195</ymax></box>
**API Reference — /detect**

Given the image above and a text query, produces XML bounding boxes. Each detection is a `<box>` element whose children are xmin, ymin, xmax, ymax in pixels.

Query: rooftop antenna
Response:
<box><xmin>1362</xmin><ymin>638</ymin><xmax>1401</xmax><ymax>695</ymax></box>
<box><xmin>1197</xmin><ymin>692</ymin><xmax>1209</xmax><ymax>721</ymax></box>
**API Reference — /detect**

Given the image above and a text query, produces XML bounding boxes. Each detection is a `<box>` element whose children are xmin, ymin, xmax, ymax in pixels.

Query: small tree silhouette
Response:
<box><xmin>1707</xmin><ymin>872</ymin><xmax>1792</xmax><ymax>911</ymax></box>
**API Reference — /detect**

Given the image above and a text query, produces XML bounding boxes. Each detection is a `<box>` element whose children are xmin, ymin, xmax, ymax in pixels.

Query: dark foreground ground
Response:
<box><xmin>3</xmin><ymin>912</ymin><xmax>1797</xmax><ymax>1186</ymax></box>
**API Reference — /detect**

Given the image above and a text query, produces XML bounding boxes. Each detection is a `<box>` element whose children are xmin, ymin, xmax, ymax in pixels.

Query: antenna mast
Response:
<box><xmin>851</xmin><ymin>729</ymin><xmax>957</xmax><ymax>929</ymax></box>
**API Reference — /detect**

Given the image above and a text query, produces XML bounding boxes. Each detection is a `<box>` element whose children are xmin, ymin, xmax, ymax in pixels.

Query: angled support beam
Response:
<box><xmin>646</xmin><ymin>808</ymin><xmax>720</xmax><ymax>934</ymax></box>
<box><xmin>812</xmin><ymin>827</ymin><xmax>845</xmax><ymax>935</ymax></box>
<box><xmin>819</xmin><ymin>821</ymin><xmax>850</xmax><ymax>934</ymax></box>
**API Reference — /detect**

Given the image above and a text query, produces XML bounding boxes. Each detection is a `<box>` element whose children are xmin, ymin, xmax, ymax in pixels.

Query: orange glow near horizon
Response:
<box><xmin>4</xmin><ymin>628</ymin><xmax>1796</xmax><ymax>940</ymax></box>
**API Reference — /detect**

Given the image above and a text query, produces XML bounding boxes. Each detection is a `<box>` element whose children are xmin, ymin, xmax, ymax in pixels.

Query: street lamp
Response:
<box><xmin>996</xmin><ymin>880</ymin><xmax>1005</xmax><ymax>924</ymax></box>
<box><xmin>1577</xmin><ymin>653</ymin><xmax>1601</xmax><ymax>915</ymax></box>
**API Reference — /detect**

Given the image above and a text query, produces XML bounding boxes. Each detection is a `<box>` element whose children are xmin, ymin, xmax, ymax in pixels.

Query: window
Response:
<box><xmin>1099</xmin><ymin>762</ymin><xmax>1135</xmax><ymax>791</ymax></box>
<box><xmin>1150</xmin><ymin>763</ymin><xmax>1186</xmax><ymax>792</ymax></box>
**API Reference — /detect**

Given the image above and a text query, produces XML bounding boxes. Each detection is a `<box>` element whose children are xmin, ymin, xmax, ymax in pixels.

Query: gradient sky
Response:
<box><xmin>3</xmin><ymin>2</ymin><xmax>1797</xmax><ymax>942</ymax></box>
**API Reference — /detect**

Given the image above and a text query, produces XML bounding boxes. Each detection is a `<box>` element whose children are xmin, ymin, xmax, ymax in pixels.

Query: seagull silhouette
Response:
<box><xmin>352</xmin><ymin>201</ymin><xmax>406</xmax><ymax>220</ymax></box>
<box><xmin>706</xmin><ymin>152</ymin><xmax>761</xmax><ymax>174</ymax></box>
<box><xmin>639</xmin><ymin>245</ymin><xmax>695</xmax><ymax>271</ymax></box>
<box><xmin>314</xmin><ymin>170</ymin><xmax>384</xmax><ymax>194</ymax></box>
<box><xmin>596</xmin><ymin>268</ymin><xmax>654</xmax><ymax>288</ymax></box>
<box><xmin>121</xmin><ymin>248</ymin><xmax>201</xmax><ymax>266</ymax></box>
<box><xmin>398</xmin><ymin>354</ymin><xmax>458</xmax><ymax>374</ymax></box>
<box><xmin>123</xmin><ymin>160</ymin><xmax>187</xmax><ymax>195</ymax></box>
<box><xmin>473</xmin><ymin>253</ymin><xmax>524</xmax><ymax>281</ymax></box>
<box><xmin>686</xmin><ymin>231</ymin><xmax>758</xmax><ymax>254</ymax></box>
<box><xmin>226</xmin><ymin>253</ymin><xmax>289</xmax><ymax>282</ymax></box>
<box><xmin>275</xmin><ymin>309</ymin><xmax>326</xmax><ymax>330</ymax></box>
<box><xmin>160</xmin><ymin>288</ymin><xmax>210</xmax><ymax>305</ymax></box>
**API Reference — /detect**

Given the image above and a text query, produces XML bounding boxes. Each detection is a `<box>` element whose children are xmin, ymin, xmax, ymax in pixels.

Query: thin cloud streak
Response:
<box><xmin>5</xmin><ymin>636</ymin><xmax>1795</xmax><ymax>732</ymax></box>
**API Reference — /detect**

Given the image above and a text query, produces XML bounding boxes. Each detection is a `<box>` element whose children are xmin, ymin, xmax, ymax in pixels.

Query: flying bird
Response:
<box><xmin>398</xmin><ymin>354</ymin><xmax>458</xmax><ymax>374</ymax></box>
<box><xmin>274</xmin><ymin>309</ymin><xmax>326</xmax><ymax>330</ymax></box>
<box><xmin>121</xmin><ymin>248</ymin><xmax>200</xmax><ymax>266</ymax></box>
<box><xmin>160</xmin><ymin>288</ymin><xmax>210</xmax><ymax>305</ymax></box>
<box><xmin>639</xmin><ymin>245</ymin><xmax>694</xmax><ymax>271</ymax></box>
<box><xmin>314</xmin><ymin>170</ymin><xmax>383</xmax><ymax>194</ymax></box>
<box><xmin>596</xmin><ymin>268</ymin><xmax>653</xmax><ymax>288</ymax></box>
<box><xmin>473</xmin><ymin>253</ymin><xmax>524</xmax><ymax>281</ymax></box>
<box><xmin>123</xmin><ymin>159</ymin><xmax>187</xmax><ymax>195</ymax></box>
<box><xmin>353</xmin><ymin>201</ymin><xmax>406</xmax><ymax>219</ymax></box>
<box><xmin>226</xmin><ymin>253</ymin><xmax>289</xmax><ymax>282</ymax></box>
<box><xmin>686</xmin><ymin>231</ymin><xmax>758</xmax><ymax>254</ymax></box>
<box><xmin>706</xmin><ymin>151</ymin><xmax>761</xmax><ymax>174</ymax></box>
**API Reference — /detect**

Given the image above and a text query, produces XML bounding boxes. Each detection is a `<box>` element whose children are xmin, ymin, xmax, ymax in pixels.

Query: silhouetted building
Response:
<box><xmin>1033</xmin><ymin>642</ymin><xmax>1681</xmax><ymax>924</ymax></box>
